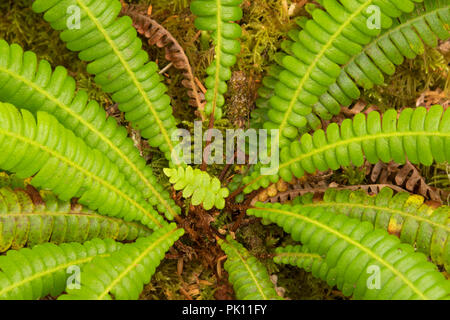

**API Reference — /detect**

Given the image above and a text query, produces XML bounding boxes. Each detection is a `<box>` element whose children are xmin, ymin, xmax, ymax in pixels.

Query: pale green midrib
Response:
<box><xmin>0</xmin><ymin>66</ymin><xmax>177</xmax><ymax>219</ymax></box>
<box><xmin>278</xmin><ymin>0</ymin><xmax>376</xmax><ymax>134</ymax></box>
<box><xmin>252</xmin><ymin>207</ymin><xmax>429</xmax><ymax>300</ymax></box>
<box><xmin>226</xmin><ymin>243</ymin><xmax>268</xmax><ymax>300</ymax></box>
<box><xmin>210</xmin><ymin>0</ymin><xmax>223</xmax><ymax>116</ymax></box>
<box><xmin>0</xmin><ymin>128</ymin><xmax>162</xmax><ymax>227</ymax></box>
<box><xmin>301</xmin><ymin>201</ymin><xmax>450</xmax><ymax>233</ymax></box>
<box><xmin>75</xmin><ymin>0</ymin><xmax>175</xmax><ymax>157</ymax></box>
<box><xmin>274</xmin><ymin>252</ymin><xmax>323</xmax><ymax>260</ymax></box>
<box><xmin>96</xmin><ymin>228</ymin><xmax>177</xmax><ymax>300</ymax></box>
<box><xmin>0</xmin><ymin>252</ymin><xmax>113</xmax><ymax>297</ymax></box>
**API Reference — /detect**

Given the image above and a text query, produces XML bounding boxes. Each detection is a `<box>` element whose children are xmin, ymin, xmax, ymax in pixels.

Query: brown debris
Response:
<box><xmin>121</xmin><ymin>6</ymin><xmax>206</xmax><ymax>119</ymax></box>
<box><xmin>367</xmin><ymin>161</ymin><xmax>448</xmax><ymax>204</ymax></box>
<box><xmin>227</xmin><ymin>71</ymin><xmax>258</xmax><ymax>128</ymax></box>
<box><xmin>416</xmin><ymin>88</ymin><xmax>450</xmax><ymax>109</ymax></box>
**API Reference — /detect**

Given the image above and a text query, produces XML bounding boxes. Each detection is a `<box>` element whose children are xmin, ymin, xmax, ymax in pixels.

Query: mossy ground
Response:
<box><xmin>1</xmin><ymin>0</ymin><xmax>448</xmax><ymax>300</ymax></box>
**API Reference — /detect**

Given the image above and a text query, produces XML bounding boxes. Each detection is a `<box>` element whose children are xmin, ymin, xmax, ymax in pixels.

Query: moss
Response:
<box><xmin>237</xmin><ymin>0</ymin><xmax>301</xmax><ymax>74</ymax></box>
<box><xmin>362</xmin><ymin>47</ymin><xmax>449</xmax><ymax>111</ymax></box>
<box><xmin>333</xmin><ymin>165</ymin><xmax>367</xmax><ymax>186</ymax></box>
<box><xmin>140</xmin><ymin>256</ymin><xmax>220</xmax><ymax>300</ymax></box>
<box><xmin>275</xmin><ymin>265</ymin><xmax>348</xmax><ymax>300</ymax></box>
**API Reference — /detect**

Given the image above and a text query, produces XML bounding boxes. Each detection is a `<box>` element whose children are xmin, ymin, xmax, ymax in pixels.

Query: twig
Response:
<box><xmin>159</xmin><ymin>62</ymin><xmax>173</xmax><ymax>74</ymax></box>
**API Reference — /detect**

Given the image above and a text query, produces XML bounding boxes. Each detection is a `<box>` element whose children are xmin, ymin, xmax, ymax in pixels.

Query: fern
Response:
<box><xmin>253</xmin><ymin>0</ymin><xmax>450</xmax><ymax>131</ymax></box>
<box><xmin>0</xmin><ymin>40</ymin><xmax>180</xmax><ymax>220</ymax></box>
<box><xmin>249</xmin><ymin>203</ymin><xmax>450</xmax><ymax>299</ymax></box>
<box><xmin>0</xmin><ymin>102</ymin><xmax>166</xmax><ymax>230</ymax></box>
<box><xmin>59</xmin><ymin>223</ymin><xmax>184</xmax><ymax>300</ymax></box>
<box><xmin>31</xmin><ymin>1</ymin><xmax>228</xmax><ymax>213</ymax></box>
<box><xmin>164</xmin><ymin>166</ymin><xmax>229</xmax><ymax>210</ymax></box>
<box><xmin>0</xmin><ymin>238</ymin><xmax>122</xmax><ymax>300</ymax></box>
<box><xmin>290</xmin><ymin>188</ymin><xmax>450</xmax><ymax>271</ymax></box>
<box><xmin>190</xmin><ymin>0</ymin><xmax>243</xmax><ymax>120</ymax></box>
<box><xmin>0</xmin><ymin>186</ymin><xmax>151</xmax><ymax>252</ymax></box>
<box><xmin>274</xmin><ymin>245</ymin><xmax>324</xmax><ymax>268</ymax></box>
<box><xmin>242</xmin><ymin>106</ymin><xmax>449</xmax><ymax>194</ymax></box>
<box><xmin>32</xmin><ymin>0</ymin><xmax>179</xmax><ymax>163</ymax></box>
<box><xmin>251</xmin><ymin>63</ymin><xmax>285</xmax><ymax>130</ymax></box>
<box><xmin>218</xmin><ymin>236</ymin><xmax>281</xmax><ymax>300</ymax></box>
<box><xmin>313</xmin><ymin>0</ymin><xmax>450</xmax><ymax>118</ymax></box>
<box><xmin>259</xmin><ymin>0</ymin><xmax>430</xmax><ymax>147</ymax></box>
<box><xmin>0</xmin><ymin>0</ymin><xmax>448</xmax><ymax>301</ymax></box>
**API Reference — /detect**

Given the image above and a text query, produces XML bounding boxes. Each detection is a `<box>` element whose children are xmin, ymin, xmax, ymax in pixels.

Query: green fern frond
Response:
<box><xmin>290</xmin><ymin>187</ymin><xmax>450</xmax><ymax>271</ymax></box>
<box><xmin>32</xmin><ymin>0</ymin><xmax>179</xmax><ymax>163</ymax></box>
<box><xmin>242</xmin><ymin>106</ymin><xmax>449</xmax><ymax>194</ymax></box>
<box><xmin>0</xmin><ymin>102</ymin><xmax>166</xmax><ymax>229</ymax></box>
<box><xmin>248</xmin><ymin>203</ymin><xmax>450</xmax><ymax>300</ymax></box>
<box><xmin>0</xmin><ymin>238</ymin><xmax>123</xmax><ymax>300</ymax></box>
<box><xmin>0</xmin><ymin>186</ymin><xmax>151</xmax><ymax>252</ymax></box>
<box><xmin>190</xmin><ymin>0</ymin><xmax>243</xmax><ymax>120</ymax></box>
<box><xmin>261</xmin><ymin>0</ymin><xmax>427</xmax><ymax>147</ymax></box>
<box><xmin>164</xmin><ymin>166</ymin><xmax>229</xmax><ymax>210</ymax></box>
<box><xmin>255</xmin><ymin>0</ymin><xmax>450</xmax><ymax>131</ymax></box>
<box><xmin>0</xmin><ymin>40</ymin><xmax>181</xmax><ymax>220</ymax></box>
<box><xmin>313</xmin><ymin>0</ymin><xmax>450</xmax><ymax>117</ymax></box>
<box><xmin>219</xmin><ymin>236</ymin><xmax>282</xmax><ymax>300</ymax></box>
<box><xmin>59</xmin><ymin>223</ymin><xmax>184</xmax><ymax>300</ymax></box>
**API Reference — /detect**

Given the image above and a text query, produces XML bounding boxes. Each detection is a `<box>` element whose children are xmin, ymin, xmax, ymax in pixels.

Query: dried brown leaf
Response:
<box><xmin>368</xmin><ymin>161</ymin><xmax>448</xmax><ymax>203</ymax></box>
<box><xmin>122</xmin><ymin>6</ymin><xmax>206</xmax><ymax>119</ymax></box>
